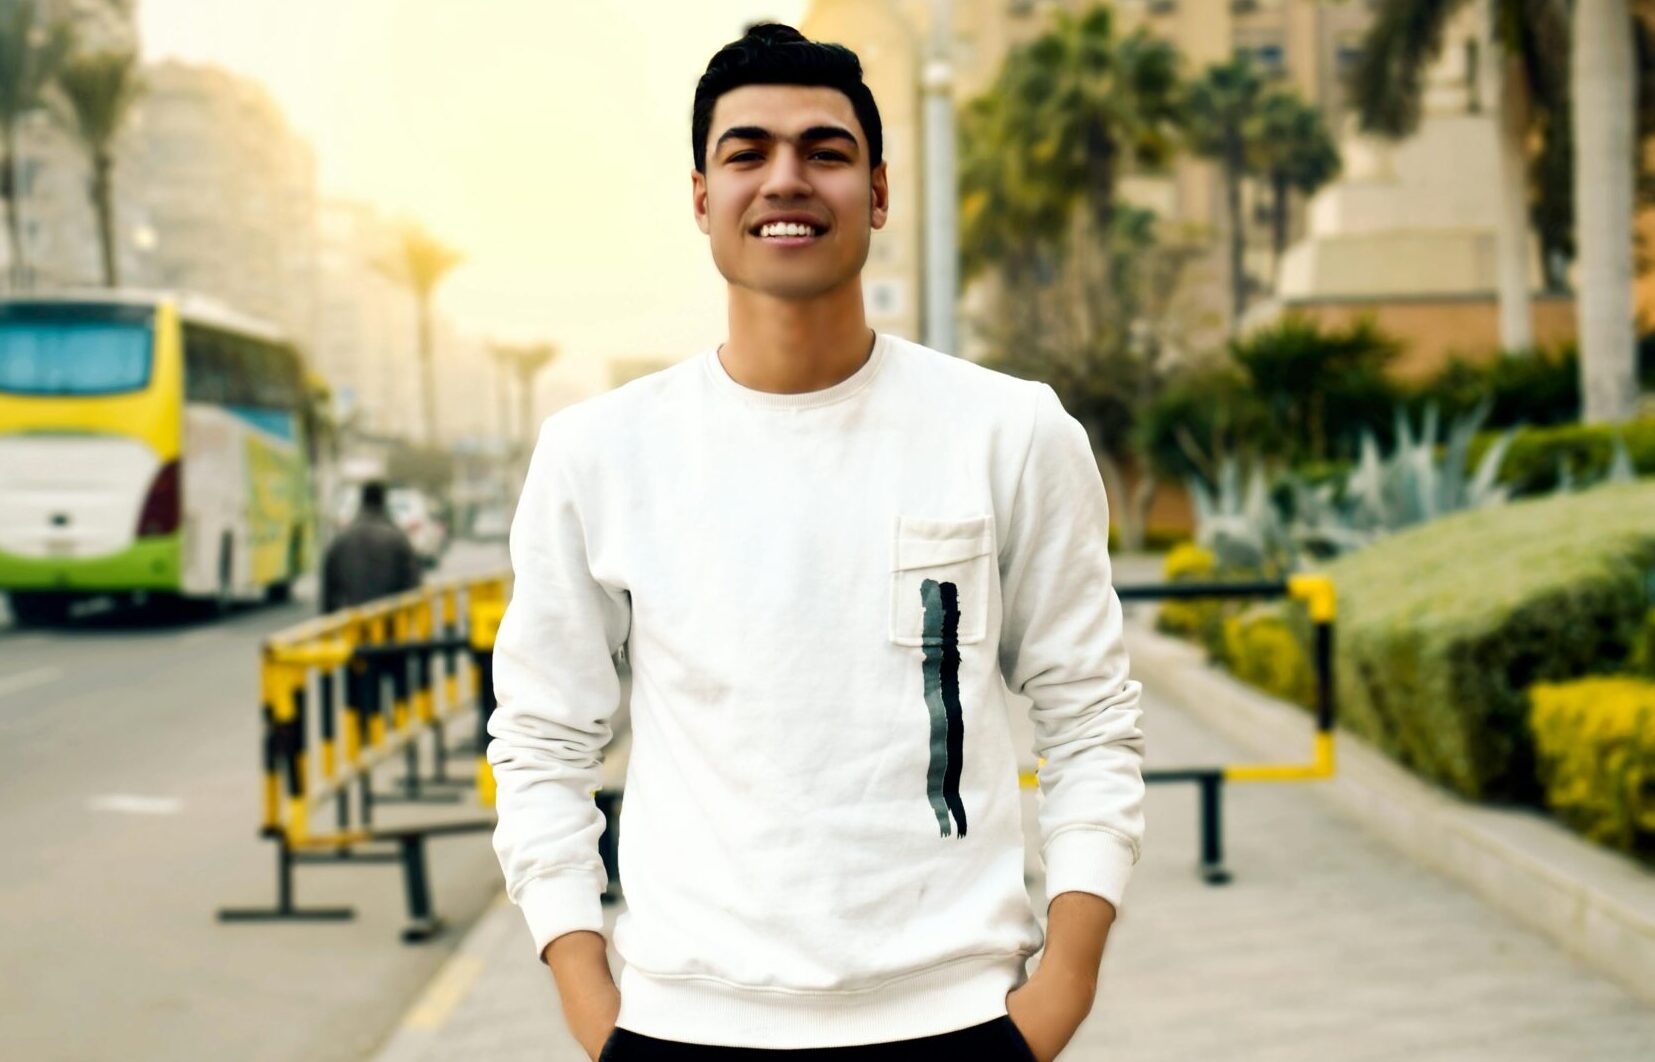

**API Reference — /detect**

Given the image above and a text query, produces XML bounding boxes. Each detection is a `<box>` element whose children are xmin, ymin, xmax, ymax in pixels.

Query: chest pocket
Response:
<box><xmin>889</xmin><ymin>514</ymin><xmax>994</xmax><ymax>647</ymax></box>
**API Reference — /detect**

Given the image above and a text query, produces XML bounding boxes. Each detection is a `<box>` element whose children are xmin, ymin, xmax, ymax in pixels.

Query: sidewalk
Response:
<box><xmin>370</xmin><ymin>588</ymin><xmax>1655</xmax><ymax>1061</ymax></box>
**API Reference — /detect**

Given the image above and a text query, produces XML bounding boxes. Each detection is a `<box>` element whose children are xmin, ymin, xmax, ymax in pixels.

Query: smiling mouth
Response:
<box><xmin>752</xmin><ymin>221</ymin><xmax>828</xmax><ymax>245</ymax></box>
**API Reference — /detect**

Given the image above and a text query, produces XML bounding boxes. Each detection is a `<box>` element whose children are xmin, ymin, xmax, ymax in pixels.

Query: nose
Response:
<box><xmin>758</xmin><ymin>144</ymin><xmax>812</xmax><ymax>201</ymax></box>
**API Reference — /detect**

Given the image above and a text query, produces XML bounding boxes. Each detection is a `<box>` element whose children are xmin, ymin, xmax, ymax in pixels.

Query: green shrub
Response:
<box><xmin>1319</xmin><ymin>481</ymin><xmax>1655</xmax><ymax>803</ymax></box>
<box><xmin>1528</xmin><ymin>677</ymin><xmax>1655</xmax><ymax>861</ymax></box>
<box><xmin>1466</xmin><ymin>419</ymin><xmax>1655</xmax><ymax>495</ymax></box>
<box><xmin>1410</xmin><ymin>344</ymin><xmax>1580</xmax><ymax>428</ymax></box>
<box><xmin>1219</xmin><ymin>603</ymin><xmax>1318</xmax><ymax>711</ymax></box>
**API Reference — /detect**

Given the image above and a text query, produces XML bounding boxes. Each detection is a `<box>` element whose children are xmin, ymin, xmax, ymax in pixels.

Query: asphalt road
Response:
<box><xmin>0</xmin><ymin>541</ymin><xmax>514</xmax><ymax>1062</ymax></box>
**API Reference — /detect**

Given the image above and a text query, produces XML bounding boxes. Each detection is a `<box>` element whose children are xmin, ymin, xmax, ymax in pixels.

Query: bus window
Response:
<box><xmin>0</xmin><ymin>320</ymin><xmax>152</xmax><ymax>396</ymax></box>
<box><xmin>183</xmin><ymin>327</ymin><xmax>229</xmax><ymax>404</ymax></box>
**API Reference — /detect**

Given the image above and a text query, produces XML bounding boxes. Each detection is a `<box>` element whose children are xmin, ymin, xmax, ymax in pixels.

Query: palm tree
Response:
<box><xmin>1182</xmin><ymin>57</ymin><xmax>1269</xmax><ymax>332</ymax></box>
<box><xmin>1345</xmin><ymin>0</ymin><xmax>1569</xmax><ymax>353</ymax></box>
<box><xmin>378</xmin><ymin>221</ymin><xmax>462</xmax><ymax>446</ymax></box>
<box><xmin>1573</xmin><ymin>0</ymin><xmax>1640</xmax><ymax>423</ymax></box>
<box><xmin>0</xmin><ymin>1</ymin><xmax>73</xmax><ymax>288</ymax></box>
<box><xmin>53</xmin><ymin>47</ymin><xmax>142</xmax><ymax>287</ymax></box>
<box><xmin>997</xmin><ymin>5</ymin><xmax>1182</xmax><ymax>321</ymax></box>
<box><xmin>1247</xmin><ymin>87</ymin><xmax>1341</xmax><ymax>287</ymax></box>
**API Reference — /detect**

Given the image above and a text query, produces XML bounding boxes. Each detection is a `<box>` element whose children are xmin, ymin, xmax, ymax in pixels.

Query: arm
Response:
<box><xmin>487</xmin><ymin>417</ymin><xmax>631</xmax><ymax>1057</ymax></box>
<box><xmin>999</xmin><ymin>383</ymin><xmax>1145</xmax><ymax>1059</ymax></box>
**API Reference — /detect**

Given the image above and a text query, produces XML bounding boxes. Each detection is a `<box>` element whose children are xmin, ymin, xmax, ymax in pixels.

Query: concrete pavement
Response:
<box><xmin>368</xmin><ymin>588</ymin><xmax>1655</xmax><ymax>1061</ymax></box>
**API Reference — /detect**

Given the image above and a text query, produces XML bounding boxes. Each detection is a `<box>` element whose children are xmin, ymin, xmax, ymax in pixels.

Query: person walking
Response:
<box><xmin>487</xmin><ymin>24</ymin><xmax>1145</xmax><ymax>1062</ymax></box>
<box><xmin>320</xmin><ymin>479</ymin><xmax>422</xmax><ymax>613</ymax></box>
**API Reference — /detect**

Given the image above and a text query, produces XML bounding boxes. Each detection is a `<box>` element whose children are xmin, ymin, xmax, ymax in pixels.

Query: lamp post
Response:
<box><xmin>922</xmin><ymin>0</ymin><xmax>958</xmax><ymax>355</ymax></box>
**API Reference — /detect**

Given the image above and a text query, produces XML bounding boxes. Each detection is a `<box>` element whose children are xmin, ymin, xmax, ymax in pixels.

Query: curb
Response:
<box><xmin>1126</xmin><ymin>616</ymin><xmax>1655</xmax><ymax>1007</ymax></box>
<box><xmin>368</xmin><ymin>890</ymin><xmax>516</xmax><ymax>1062</ymax></box>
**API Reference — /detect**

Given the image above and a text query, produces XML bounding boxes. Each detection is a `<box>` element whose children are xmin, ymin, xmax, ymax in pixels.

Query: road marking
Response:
<box><xmin>0</xmin><ymin>666</ymin><xmax>62</xmax><ymax>699</ymax></box>
<box><xmin>402</xmin><ymin>954</ymin><xmax>485</xmax><ymax>1031</ymax></box>
<box><xmin>87</xmin><ymin>794</ymin><xmax>184</xmax><ymax>815</ymax></box>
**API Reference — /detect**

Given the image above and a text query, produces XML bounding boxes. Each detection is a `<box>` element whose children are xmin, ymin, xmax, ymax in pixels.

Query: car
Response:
<box><xmin>386</xmin><ymin>488</ymin><xmax>448</xmax><ymax>569</ymax></box>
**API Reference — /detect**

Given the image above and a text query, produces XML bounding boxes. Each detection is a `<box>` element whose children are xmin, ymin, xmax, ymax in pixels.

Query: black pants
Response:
<box><xmin>597</xmin><ymin>1016</ymin><xmax>1037</xmax><ymax>1061</ymax></box>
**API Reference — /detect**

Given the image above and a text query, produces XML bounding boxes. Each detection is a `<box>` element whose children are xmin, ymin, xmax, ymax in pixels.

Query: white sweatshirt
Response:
<box><xmin>486</xmin><ymin>329</ymin><xmax>1145</xmax><ymax>1049</ymax></box>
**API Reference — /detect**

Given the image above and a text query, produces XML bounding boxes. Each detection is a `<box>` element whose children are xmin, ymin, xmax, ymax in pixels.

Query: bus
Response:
<box><xmin>0</xmin><ymin>291</ymin><xmax>322</xmax><ymax>625</ymax></box>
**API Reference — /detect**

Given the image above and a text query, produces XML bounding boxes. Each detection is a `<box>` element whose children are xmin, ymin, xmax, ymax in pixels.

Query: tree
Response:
<box><xmin>1344</xmin><ymin>0</ymin><xmax>1570</xmax><ymax>352</ymax></box>
<box><xmin>1247</xmin><ymin>87</ymin><xmax>1341</xmax><ymax>286</ymax></box>
<box><xmin>53</xmin><ymin>47</ymin><xmax>141</xmax><ymax>287</ymax></box>
<box><xmin>957</xmin><ymin>7</ymin><xmax>1190</xmax><ymax>551</ymax></box>
<box><xmin>0</xmin><ymin>1</ymin><xmax>73</xmax><ymax>288</ymax></box>
<box><xmin>1182</xmin><ymin>57</ymin><xmax>1270</xmax><ymax>332</ymax></box>
<box><xmin>1574</xmin><ymin>0</ymin><xmax>1640</xmax><ymax>423</ymax></box>
<box><xmin>489</xmin><ymin>340</ymin><xmax>558</xmax><ymax>467</ymax></box>
<box><xmin>377</xmin><ymin>221</ymin><xmax>462</xmax><ymax>446</ymax></box>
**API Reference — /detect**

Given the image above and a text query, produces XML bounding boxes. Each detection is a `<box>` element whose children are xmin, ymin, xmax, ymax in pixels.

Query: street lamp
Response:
<box><xmin>923</xmin><ymin>0</ymin><xmax>958</xmax><ymax>356</ymax></box>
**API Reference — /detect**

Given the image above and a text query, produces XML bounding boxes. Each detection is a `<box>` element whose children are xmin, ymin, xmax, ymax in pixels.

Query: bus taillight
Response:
<box><xmin>137</xmin><ymin>459</ymin><xmax>182</xmax><ymax>537</ymax></box>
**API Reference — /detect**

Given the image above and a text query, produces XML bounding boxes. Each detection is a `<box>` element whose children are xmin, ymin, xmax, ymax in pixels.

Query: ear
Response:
<box><xmin>869</xmin><ymin>161</ymin><xmax>889</xmax><ymax>232</ymax></box>
<box><xmin>692</xmin><ymin>168</ymin><xmax>710</xmax><ymax>235</ymax></box>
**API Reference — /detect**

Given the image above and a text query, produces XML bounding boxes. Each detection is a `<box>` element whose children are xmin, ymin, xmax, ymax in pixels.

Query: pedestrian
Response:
<box><xmin>320</xmin><ymin>479</ymin><xmax>422</xmax><ymax>613</ymax></box>
<box><xmin>487</xmin><ymin>23</ymin><xmax>1144</xmax><ymax>1062</ymax></box>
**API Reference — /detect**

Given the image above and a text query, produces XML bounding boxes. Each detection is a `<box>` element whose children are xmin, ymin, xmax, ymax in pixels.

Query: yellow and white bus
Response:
<box><xmin>0</xmin><ymin>292</ymin><xmax>321</xmax><ymax>624</ymax></box>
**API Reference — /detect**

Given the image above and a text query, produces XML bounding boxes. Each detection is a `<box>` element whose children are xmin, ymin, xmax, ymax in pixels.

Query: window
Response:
<box><xmin>0</xmin><ymin>303</ymin><xmax>154</xmax><ymax>397</ymax></box>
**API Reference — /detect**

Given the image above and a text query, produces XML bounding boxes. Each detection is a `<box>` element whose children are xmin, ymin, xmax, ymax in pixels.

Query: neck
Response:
<box><xmin>720</xmin><ymin>278</ymin><xmax>873</xmax><ymax>394</ymax></box>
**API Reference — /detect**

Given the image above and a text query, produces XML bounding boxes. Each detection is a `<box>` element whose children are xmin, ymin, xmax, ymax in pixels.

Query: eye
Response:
<box><xmin>728</xmin><ymin>151</ymin><xmax>761</xmax><ymax>162</ymax></box>
<box><xmin>812</xmin><ymin>150</ymin><xmax>848</xmax><ymax>161</ymax></box>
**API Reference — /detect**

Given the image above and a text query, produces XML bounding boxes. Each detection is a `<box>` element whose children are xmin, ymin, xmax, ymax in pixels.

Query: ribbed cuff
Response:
<box><xmin>1042</xmin><ymin>829</ymin><xmax>1137</xmax><ymax>912</ymax></box>
<box><xmin>516</xmin><ymin>871</ymin><xmax>607</xmax><ymax>963</ymax></box>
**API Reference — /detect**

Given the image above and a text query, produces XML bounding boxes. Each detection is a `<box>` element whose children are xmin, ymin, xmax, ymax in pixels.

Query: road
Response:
<box><xmin>0</xmin><ymin>541</ymin><xmax>512</xmax><ymax>1062</ymax></box>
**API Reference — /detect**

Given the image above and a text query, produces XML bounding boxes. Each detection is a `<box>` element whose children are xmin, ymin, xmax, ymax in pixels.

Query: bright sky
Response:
<box><xmin>138</xmin><ymin>0</ymin><xmax>808</xmax><ymax>364</ymax></box>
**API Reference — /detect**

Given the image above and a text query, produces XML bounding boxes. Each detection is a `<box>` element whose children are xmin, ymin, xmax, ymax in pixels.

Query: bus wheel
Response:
<box><xmin>8</xmin><ymin>591</ymin><xmax>74</xmax><ymax>627</ymax></box>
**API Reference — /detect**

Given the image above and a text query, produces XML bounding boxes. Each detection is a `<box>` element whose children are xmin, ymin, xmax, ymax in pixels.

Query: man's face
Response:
<box><xmin>693</xmin><ymin>84</ymin><xmax>889</xmax><ymax>301</ymax></box>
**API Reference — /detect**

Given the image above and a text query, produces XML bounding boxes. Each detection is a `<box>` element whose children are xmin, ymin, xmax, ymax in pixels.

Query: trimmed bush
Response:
<box><xmin>1220</xmin><ymin>604</ymin><xmax>1317</xmax><ymax>711</ymax></box>
<box><xmin>1528</xmin><ymin>678</ymin><xmax>1655</xmax><ymax>860</ymax></box>
<box><xmin>1317</xmin><ymin>481</ymin><xmax>1655</xmax><ymax>803</ymax></box>
<box><xmin>1155</xmin><ymin>542</ymin><xmax>1219</xmax><ymax>640</ymax></box>
<box><xmin>1467</xmin><ymin>419</ymin><xmax>1655</xmax><ymax>495</ymax></box>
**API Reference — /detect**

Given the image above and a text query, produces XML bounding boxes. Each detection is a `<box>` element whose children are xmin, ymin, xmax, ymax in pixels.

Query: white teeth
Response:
<box><xmin>759</xmin><ymin>222</ymin><xmax>818</xmax><ymax>238</ymax></box>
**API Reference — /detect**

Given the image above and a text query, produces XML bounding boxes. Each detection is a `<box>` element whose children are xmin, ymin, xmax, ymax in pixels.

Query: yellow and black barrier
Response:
<box><xmin>1017</xmin><ymin>574</ymin><xmax>1338</xmax><ymax>885</ymax></box>
<box><xmin>218</xmin><ymin>571</ymin><xmax>510</xmax><ymax>942</ymax></box>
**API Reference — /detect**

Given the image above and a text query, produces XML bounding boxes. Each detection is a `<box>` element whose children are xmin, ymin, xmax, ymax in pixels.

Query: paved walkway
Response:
<box><xmin>371</xmin><ymin>590</ymin><xmax>1655</xmax><ymax>1061</ymax></box>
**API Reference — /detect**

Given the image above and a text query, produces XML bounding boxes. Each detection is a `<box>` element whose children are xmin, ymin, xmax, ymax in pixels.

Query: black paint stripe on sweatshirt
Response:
<box><xmin>920</xmin><ymin>577</ymin><xmax>968</xmax><ymax>839</ymax></box>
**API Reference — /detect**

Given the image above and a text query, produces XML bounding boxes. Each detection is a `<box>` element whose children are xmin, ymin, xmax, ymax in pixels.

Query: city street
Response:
<box><xmin>0</xmin><ymin>542</ymin><xmax>510</xmax><ymax>1062</ymax></box>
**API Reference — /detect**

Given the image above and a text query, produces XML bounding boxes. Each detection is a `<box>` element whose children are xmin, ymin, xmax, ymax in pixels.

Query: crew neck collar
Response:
<box><xmin>703</xmin><ymin>330</ymin><xmax>888</xmax><ymax>411</ymax></box>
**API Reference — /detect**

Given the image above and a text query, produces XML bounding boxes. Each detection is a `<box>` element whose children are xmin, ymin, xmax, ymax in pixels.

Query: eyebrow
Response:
<box><xmin>714</xmin><ymin>124</ymin><xmax>860</xmax><ymax>155</ymax></box>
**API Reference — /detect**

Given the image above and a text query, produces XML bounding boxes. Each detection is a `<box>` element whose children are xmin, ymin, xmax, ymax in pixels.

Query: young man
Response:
<box><xmin>487</xmin><ymin>23</ymin><xmax>1145</xmax><ymax>1062</ymax></box>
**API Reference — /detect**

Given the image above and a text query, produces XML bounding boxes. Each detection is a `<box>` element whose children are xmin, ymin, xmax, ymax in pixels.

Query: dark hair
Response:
<box><xmin>360</xmin><ymin>479</ymin><xmax>388</xmax><ymax>510</ymax></box>
<box><xmin>691</xmin><ymin>23</ymin><xmax>882</xmax><ymax>174</ymax></box>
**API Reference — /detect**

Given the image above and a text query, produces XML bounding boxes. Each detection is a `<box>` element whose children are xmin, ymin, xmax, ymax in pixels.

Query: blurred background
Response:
<box><xmin>1</xmin><ymin>1</ymin><xmax>1653</xmax><ymax>1060</ymax></box>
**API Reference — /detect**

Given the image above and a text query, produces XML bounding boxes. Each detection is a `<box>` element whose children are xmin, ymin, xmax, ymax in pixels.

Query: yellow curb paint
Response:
<box><xmin>403</xmin><ymin>954</ymin><xmax>485</xmax><ymax>1031</ymax></box>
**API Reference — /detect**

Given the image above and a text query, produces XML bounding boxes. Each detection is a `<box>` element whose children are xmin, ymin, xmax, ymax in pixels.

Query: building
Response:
<box><xmin>1258</xmin><ymin>4</ymin><xmax>1576</xmax><ymax>377</ymax></box>
<box><xmin>798</xmin><ymin>1</ymin><xmax>926</xmax><ymax>343</ymax></box>
<box><xmin>123</xmin><ymin>61</ymin><xmax>320</xmax><ymax>354</ymax></box>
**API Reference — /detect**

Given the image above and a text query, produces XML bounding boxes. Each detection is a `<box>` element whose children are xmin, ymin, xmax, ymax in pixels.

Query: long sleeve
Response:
<box><xmin>997</xmin><ymin>382</ymin><xmax>1146</xmax><ymax>913</ymax></box>
<box><xmin>487</xmin><ymin>416</ymin><xmax>632</xmax><ymax>961</ymax></box>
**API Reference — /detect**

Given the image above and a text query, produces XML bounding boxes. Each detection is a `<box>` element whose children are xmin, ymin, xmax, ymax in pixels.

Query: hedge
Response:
<box><xmin>1316</xmin><ymin>480</ymin><xmax>1655</xmax><ymax>803</ymax></box>
<box><xmin>1529</xmin><ymin>677</ymin><xmax>1655</xmax><ymax>861</ymax></box>
<box><xmin>1467</xmin><ymin>418</ymin><xmax>1655</xmax><ymax>495</ymax></box>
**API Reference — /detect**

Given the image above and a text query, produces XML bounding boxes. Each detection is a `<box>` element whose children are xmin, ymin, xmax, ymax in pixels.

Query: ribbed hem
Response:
<box><xmin>613</xmin><ymin>951</ymin><xmax>1027</xmax><ymax>1048</ymax></box>
<box><xmin>516</xmin><ymin>871</ymin><xmax>607</xmax><ymax>963</ymax></box>
<box><xmin>703</xmin><ymin>330</ymin><xmax>888</xmax><ymax>410</ymax></box>
<box><xmin>1042</xmin><ymin>828</ymin><xmax>1137</xmax><ymax>912</ymax></box>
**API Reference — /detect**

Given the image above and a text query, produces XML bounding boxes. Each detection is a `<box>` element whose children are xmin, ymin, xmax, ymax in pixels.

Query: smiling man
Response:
<box><xmin>486</xmin><ymin>23</ymin><xmax>1145</xmax><ymax>1062</ymax></box>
